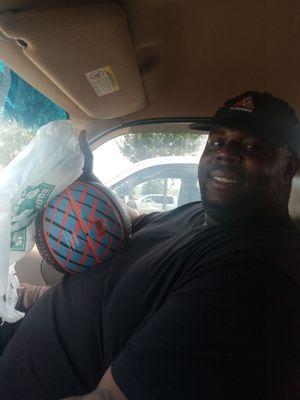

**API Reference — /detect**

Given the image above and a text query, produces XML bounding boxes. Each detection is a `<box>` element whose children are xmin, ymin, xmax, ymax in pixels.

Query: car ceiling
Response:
<box><xmin>0</xmin><ymin>0</ymin><xmax>299</xmax><ymax>142</ymax></box>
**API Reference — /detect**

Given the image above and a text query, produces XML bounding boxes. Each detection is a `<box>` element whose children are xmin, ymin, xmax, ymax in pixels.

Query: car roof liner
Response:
<box><xmin>0</xmin><ymin>1</ymin><xmax>299</xmax><ymax>136</ymax></box>
<box><xmin>0</xmin><ymin>2</ymin><xmax>146</xmax><ymax>119</ymax></box>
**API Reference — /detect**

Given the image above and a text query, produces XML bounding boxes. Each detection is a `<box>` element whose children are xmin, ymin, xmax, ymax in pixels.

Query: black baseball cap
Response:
<box><xmin>190</xmin><ymin>91</ymin><xmax>300</xmax><ymax>154</ymax></box>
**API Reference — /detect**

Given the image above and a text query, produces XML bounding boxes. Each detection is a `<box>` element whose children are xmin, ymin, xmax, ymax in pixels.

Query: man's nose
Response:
<box><xmin>215</xmin><ymin>143</ymin><xmax>242</xmax><ymax>163</ymax></box>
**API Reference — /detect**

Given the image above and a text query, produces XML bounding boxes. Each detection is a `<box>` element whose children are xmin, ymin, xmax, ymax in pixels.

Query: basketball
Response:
<box><xmin>35</xmin><ymin>180</ymin><xmax>131</xmax><ymax>274</ymax></box>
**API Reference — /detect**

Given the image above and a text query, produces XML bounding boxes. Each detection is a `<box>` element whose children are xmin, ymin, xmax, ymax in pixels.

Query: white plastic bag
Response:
<box><xmin>0</xmin><ymin>120</ymin><xmax>84</xmax><ymax>322</ymax></box>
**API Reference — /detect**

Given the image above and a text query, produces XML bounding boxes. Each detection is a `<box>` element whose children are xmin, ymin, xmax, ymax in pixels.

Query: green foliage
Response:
<box><xmin>117</xmin><ymin>133</ymin><xmax>203</xmax><ymax>163</ymax></box>
<box><xmin>0</xmin><ymin>120</ymin><xmax>35</xmax><ymax>167</ymax></box>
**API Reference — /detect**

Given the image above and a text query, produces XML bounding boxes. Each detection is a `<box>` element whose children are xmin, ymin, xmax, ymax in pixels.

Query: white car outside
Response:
<box><xmin>103</xmin><ymin>156</ymin><xmax>200</xmax><ymax>187</ymax></box>
<box><xmin>100</xmin><ymin>155</ymin><xmax>201</xmax><ymax>215</ymax></box>
<box><xmin>135</xmin><ymin>194</ymin><xmax>178</xmax><ymax>213</ymax></box>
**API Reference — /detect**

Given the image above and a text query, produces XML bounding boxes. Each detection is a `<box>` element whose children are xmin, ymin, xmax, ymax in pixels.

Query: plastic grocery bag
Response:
<box><xmin>0</xmin><ymin>120</ymin><xmax>84</xmax><ymax>322</ymax></box>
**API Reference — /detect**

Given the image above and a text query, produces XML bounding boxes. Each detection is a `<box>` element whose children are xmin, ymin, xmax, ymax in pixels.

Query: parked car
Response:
<box><xmin>101</xmin><ymin>156</ymin><xmax>201</xmax><ymax>214</ymax></box>
<box><xmin>135</xmin><ymin>194</ymin><xmax>177</xmax><ymax>213</ymax></box>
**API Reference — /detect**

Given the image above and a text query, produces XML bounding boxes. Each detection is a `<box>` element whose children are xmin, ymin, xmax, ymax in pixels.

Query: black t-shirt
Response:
<box><xmin>0</xmin><ymin>202</ymin><xmax>299</xmax><ymax>400</ymax></box>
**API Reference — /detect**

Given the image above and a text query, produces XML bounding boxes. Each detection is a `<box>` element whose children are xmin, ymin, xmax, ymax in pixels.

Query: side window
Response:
<box><xmin>0</xmin><ymin>61</ymin><xmax>68</xmax><ymax>170</ymax></box>
<box><xmin>93</xmin><ymin>131</ymin><xmax>207</xmax><ymax>213</ymax></box>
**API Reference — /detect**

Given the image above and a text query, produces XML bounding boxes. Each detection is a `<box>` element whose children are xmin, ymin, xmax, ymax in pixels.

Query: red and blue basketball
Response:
<box><xmin>35</xmin><ymin>180</ymin><xmax>131</xmax><ymax>274</ymax></box>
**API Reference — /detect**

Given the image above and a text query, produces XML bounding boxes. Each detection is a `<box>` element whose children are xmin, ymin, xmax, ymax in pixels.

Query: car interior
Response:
<box><xmin>0</xmin><ymin>0</ymin><xmax>300</xmax><ymax>286</ymax></box>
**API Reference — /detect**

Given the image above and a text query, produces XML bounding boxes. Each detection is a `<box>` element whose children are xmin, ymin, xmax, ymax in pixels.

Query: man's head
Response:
<box><xmin>192</xmin><ymin>91</ymin><xmax>299</xmax><ymax>223</ymax></box>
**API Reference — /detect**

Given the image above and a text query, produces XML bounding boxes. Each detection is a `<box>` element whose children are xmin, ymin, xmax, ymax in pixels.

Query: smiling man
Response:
<box><xmin>195</xmin><ymin>91</ymin><xmax>298</xmax><ymax>224</ymax></box>
<box><xmin>0</xmin><ymin>92</ymin><xmax>300</xmax><ymax>400</ymax></box>
<box><xmin>199</xmin><ymin>128</ymin><xmax>293</xmax><ymax>217</ymax></box>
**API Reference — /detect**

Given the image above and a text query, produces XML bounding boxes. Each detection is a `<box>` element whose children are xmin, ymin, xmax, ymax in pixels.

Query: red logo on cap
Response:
<box><xmin>230</xmin><ymin>95</ymin><xmax>254</xmax><ymax>113</ymax></box>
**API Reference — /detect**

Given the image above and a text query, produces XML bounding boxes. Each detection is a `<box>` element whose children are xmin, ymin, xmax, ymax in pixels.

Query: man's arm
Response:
<box><xmin>63</xmin><ymin>367</ymin><xmax>126</xmax><ymax>400</ymax></box>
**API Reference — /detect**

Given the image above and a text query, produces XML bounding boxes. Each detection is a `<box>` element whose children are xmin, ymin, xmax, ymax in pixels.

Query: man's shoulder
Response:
<box><xmin>280</xmin><ymin>223</ymin><xmax>300</xmax><ymax>287</ymax></box>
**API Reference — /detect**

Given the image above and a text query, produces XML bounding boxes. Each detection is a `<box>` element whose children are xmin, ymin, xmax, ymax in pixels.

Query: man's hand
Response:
<box><xmin>126</xmin><ymin>206</ymin><xmax>141</xmax><ymax>225</ymax></box>
<box><xmin>16</xmin><ymin>283</ymin><xmax>49</xmax><ymax>312</ymax></box>
<box><xmin>63</xmin><ymin>387</ymin><xmax>113</xmax><ymax>400</ymax></box>
<box><xmin>62</xmin><ymin>367</ymin><xmax>126</xmax><ymax>400</ymax></box>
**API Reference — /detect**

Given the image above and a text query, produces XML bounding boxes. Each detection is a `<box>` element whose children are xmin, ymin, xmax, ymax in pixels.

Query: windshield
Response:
<box><xmin>0</xmin><ymin>61</ymin><xmax>68</xmax><ymax>170</ymax></box>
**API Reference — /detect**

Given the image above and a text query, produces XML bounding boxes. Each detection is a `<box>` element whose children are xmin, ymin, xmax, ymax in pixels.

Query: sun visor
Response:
<box><xmin>0</xmin><ymin>3</ymin><xmax>146</xmax><ymax>119</ymax></box>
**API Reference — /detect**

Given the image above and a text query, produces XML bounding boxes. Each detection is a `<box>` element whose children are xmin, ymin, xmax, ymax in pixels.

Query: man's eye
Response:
<box><xmin>208</xmin><ymin>139</ymin><xmax>223</xmax><ymax>147</ymax></box>
<box><xmin>244</xmin><ymin>143</ymin><xmax>259</xmax><ymax>151</ymax></box>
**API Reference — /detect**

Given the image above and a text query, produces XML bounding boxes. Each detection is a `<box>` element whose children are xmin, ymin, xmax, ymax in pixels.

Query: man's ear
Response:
<box><xmin>284</xmin><ymin>153</ymin><xmax>298</xmax><ymax>181</ymax></box>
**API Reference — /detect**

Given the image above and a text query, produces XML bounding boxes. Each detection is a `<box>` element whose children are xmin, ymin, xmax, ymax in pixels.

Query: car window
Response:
<box><xmin>93</xmin><ymin>131</ymin><xmax>207</xmax><ymax>213</ymax></box>
<box><xmin>0</xmin><ymin>61</ymin><xmax>68</xmax><ymax>170</ymax></box>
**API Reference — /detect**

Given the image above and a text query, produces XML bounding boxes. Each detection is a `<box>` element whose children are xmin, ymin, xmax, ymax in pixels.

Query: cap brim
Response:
<box><xmin>189</xmin><ymin>118</ymin><xmax>215</xmax><ymax>132</ymax></box>
<box><xmin>189</xmin><ymin>118</ymin><xmax>288</xmax><ymax>148</ymax></box>
<box><xmin>189</xmin><ymin>117</ymin><xmax>261</xmax><ymax>134</ymax></box>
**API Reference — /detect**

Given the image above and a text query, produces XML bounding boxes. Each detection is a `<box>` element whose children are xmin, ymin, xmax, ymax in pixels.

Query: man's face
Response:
<box><xmin>198</xmin><ymin>128</ymin><xmax>295</xmax><ymax>220</ymax></box>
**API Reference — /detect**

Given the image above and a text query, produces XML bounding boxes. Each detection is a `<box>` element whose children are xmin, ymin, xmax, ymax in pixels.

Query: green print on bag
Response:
<box><xmin>10</xmin><ymin>229</ymin><xmax>27</xmax><ymax>252</ymax></box>
<box><xmin>10</xmin><ymin>183</ymin><xmax>55</xmax><ymax>251</ymax></box>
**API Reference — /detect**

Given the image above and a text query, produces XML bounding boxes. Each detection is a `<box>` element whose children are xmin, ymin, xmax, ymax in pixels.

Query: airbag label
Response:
<box><xmin>85</xmin><ymin>66</ymin><xmax>120</xmax><ymax>97</ymax></box>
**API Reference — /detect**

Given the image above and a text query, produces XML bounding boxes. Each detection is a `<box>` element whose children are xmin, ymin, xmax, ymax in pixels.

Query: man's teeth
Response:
<box><xmin>212</xmin><ymin>176</ymin><xmax>239</xmax><ymax>183</ymax></box>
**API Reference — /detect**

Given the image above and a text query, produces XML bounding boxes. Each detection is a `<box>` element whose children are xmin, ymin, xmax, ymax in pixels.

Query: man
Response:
<box><xmin>0</xmin><ymin>91</ymin><xmax>300</xmax><ymax>400</ymax></box>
